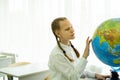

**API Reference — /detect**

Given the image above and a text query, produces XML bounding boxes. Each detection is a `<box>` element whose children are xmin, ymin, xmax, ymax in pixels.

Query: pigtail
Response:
<box><xmin>55</xmin><ymin>35</ymin><xmax>74</xmax><ymax>62</ymax></box>
<box><xmin>70</xmin><ymin>42</ymin><xmax>80</xmax><ymax>58</ymax></box>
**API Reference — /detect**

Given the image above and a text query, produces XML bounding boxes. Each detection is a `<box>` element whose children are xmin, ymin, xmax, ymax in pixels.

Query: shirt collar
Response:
<box><xmin>60</xmin><ymin>42</ymin><xmax>71</xmax><ymax>48</ymax></box>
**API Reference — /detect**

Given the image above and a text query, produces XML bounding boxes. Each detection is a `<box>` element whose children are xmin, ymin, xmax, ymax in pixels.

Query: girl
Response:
<box><xmin>48</xmin><ymin>17</ymin><xmax>110</xmax><ymax>80</ymax></box>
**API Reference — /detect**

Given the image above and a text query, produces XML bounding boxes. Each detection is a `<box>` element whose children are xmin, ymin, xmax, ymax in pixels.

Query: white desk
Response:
<box><xmin>0</xmin><ymin>63</ymin><xmax>49</xmax><ymax>80</ymax></box>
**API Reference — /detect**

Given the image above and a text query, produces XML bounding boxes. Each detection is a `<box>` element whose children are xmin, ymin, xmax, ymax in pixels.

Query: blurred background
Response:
<box><xmin>0</xmin><ymin>0</ymin><xmax>120</xmax><ymax>74</ymax></box>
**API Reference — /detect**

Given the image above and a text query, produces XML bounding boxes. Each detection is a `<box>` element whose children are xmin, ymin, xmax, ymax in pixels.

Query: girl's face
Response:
<box><xmin>56</xmin><ymin>19</ymin><xmax>75</xmax><ymax>45</ymax></box>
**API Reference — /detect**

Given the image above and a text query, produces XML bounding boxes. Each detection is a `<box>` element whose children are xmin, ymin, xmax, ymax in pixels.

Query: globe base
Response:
<box><xmin>110</xmin><ymin>71</ymin><xmax>119</xmax><ymax>80</ymax></box>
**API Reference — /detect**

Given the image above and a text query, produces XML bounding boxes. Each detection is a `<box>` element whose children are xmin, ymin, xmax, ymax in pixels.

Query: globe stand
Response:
<box><xmin>110</xmin><ymin>70</ymin><xmax>120</xmax><ymax>80</ymax></box>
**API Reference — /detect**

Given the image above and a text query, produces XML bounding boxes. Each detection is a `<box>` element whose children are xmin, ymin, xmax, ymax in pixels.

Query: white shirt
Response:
<box><xmin>48</xmin><ymin>43</ymin><xmax>95</xmax><ymax>80</ymax></box>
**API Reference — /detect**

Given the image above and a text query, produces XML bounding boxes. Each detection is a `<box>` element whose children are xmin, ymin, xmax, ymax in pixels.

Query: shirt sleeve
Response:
<box><xmin>49</xmin><ymin>54</ymin><xmax>88</xmax><ymax>80</ymax></box>
<box><xmin>81</xmin><ymin>70</ymin><xmax>95</xmax><ymax>78</ymax></box>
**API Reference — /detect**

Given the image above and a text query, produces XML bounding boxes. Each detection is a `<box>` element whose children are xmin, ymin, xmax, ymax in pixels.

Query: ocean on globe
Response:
<box><xmin>92</xmin><ymin>18</ymin><xmax>120</xmax><ymax>72</ymax></box>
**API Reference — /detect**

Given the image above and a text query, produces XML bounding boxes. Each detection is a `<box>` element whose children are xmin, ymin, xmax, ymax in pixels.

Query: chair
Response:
<box><xmin>44</xmin><ymin>74</ymin><xmax>50</xmax><ymax>80</ymax></box>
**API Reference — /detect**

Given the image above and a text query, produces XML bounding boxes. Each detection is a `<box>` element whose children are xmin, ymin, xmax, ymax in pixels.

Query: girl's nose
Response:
<box><xmin>70</xmin><ymin>28</ymin><xmax>74</xmax><ymax>33</ymax></box>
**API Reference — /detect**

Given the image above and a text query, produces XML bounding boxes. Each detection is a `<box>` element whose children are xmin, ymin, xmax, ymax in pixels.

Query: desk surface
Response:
<box><xmin>0</xmin><ymin>63</ymin><xmax>48</xmax><ymax>77</ymax></box>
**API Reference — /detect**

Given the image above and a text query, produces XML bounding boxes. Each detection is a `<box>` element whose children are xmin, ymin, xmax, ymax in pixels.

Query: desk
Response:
<box><xmin>0</xmin><ymin>63</ymin><xmax>49</xmax><ymax>80</ymax></box>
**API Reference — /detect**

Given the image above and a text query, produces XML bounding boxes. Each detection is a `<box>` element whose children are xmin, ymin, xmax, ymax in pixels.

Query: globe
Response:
<box><xmin>92</xmin><ymin>18</ymin><xmax>120</xmax><ymax>72</ymax></box>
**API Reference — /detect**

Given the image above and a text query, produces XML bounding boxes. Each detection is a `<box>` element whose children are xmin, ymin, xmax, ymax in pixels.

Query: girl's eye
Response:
<box><xmin>65</xmin><ymin>28</ymin><xmax>70</xmax><ymax>31</ymax></box>
<box><xmin>65</xmin><ymin>26</ymin><xmax>72</xmax><ymax>31</ymax></box>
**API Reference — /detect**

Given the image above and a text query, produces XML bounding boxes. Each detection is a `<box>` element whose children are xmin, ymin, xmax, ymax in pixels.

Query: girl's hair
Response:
<box><xmin>51</xmin><ymin>17</ymin><xmax>80</xmax><ymax>62</ymax></box>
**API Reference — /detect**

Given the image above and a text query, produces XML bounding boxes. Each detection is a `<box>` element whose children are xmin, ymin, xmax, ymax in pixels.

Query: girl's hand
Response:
<box><xmin>86</xmin><ymin>36</ymin><xmax>92</xmax><ymax>48</ymax></box>
<box><xmin>95</xmin><ymin>73</ymin><xmax>110</xmax><ymax>80</ymax></box>
<box><xmin>82</xmin><ymin>37</ymin><xmax>92</xmax><ymax>59</ymax></box>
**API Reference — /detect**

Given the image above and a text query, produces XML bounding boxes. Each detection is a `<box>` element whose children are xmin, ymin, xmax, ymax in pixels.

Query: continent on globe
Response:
<box><xmin>92</xmin><ymin>18</ymin><xmax>120</xmax><ymax>71</ymax></box>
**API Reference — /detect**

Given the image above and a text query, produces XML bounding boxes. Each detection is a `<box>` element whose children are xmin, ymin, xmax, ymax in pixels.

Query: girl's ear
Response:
<box><xmin>55</xmin><ymin>30</ymin><xmax>60</xmax><ymax>37</ymax></box>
